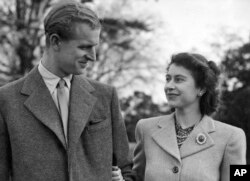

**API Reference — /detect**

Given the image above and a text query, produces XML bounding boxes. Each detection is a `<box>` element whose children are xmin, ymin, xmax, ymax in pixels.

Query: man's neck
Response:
<box><xmin>41</xmin><ymin>52</ymin><xmax>65</xmax><ymax>78</ymax></box>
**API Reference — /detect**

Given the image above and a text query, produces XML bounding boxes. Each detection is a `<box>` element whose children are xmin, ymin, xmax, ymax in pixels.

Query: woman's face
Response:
<box><xmin>164</xmin><ymin>64</ymin><xmax>201</xmax><ymax>109</ymax></box>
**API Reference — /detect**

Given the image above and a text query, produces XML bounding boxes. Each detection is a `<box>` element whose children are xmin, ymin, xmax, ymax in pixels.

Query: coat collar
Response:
<box><xmin>152</xmin><ymin>113</ymin><xmax>215</xmax><ymax>163</ymax></box>
<box><xmin>67</xmin><ymin>75</ymin><xmax>97</xmax><ymax>149</ymax></box>
<box><xmin>152</xmin><ymin>113</ymin><xmax>181</xmax><ymax>163</ymax></box>
<box><xmin>180</xmin><ymin>114</ymin><xmax>215</xmax><ymax>159</ymax></box>
<box><xmin>21</xmin><ymin>66</ymin><xmax>97</xmax><ymax>150</ymax></box>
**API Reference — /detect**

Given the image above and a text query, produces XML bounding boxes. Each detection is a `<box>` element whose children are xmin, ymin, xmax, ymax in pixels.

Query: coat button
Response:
<box><xmin>172</xmin><ymin>166</ymin><xmax>179</xmax><ymax>173</ymax></box>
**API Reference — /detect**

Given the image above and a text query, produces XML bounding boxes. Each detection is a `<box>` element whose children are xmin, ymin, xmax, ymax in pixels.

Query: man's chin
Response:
<box><xmin>73</xmin><ymin>69</ymin><xmax>85</xmax><ymax>75</ymax></box>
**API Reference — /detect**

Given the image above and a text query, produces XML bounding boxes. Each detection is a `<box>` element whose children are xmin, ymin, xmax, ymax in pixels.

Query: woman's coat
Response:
<box><xmin>133</xmin><ymin>113</ymin><xmax>246</xmax><ymax>181</ymax></box>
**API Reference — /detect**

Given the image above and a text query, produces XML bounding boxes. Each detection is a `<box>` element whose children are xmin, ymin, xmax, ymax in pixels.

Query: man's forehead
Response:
<box><xmin>44</xmin><ymin>1</ymin><xmax>101</xmax><ymax>32</ymax></box>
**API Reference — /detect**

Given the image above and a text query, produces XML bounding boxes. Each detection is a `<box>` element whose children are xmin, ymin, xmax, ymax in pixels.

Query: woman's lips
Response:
<box><xmin>166</xmin><ymin>93</ymin><xmax>179</xmax><ymax>99</ymax></box>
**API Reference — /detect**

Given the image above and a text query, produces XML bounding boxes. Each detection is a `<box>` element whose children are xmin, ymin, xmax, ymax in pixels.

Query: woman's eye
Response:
<box><xmin>166</xmin><ymin>76</ymin><xmax>171</xmax><ymax>82</ymax></box>
<box><xmin>175</xmin><ymin>78</ymin><xmax>183</xmax><ymax>82</ymax></box>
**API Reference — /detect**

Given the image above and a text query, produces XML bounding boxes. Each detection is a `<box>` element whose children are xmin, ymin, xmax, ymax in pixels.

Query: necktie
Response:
<box><xmin>57</xmin><ymin>79</ymin><xmax>68</xmax><ymax>144</ymax></box>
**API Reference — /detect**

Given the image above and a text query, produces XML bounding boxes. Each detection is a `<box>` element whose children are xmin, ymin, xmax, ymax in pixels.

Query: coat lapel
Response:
<box><xmin>180</xmin><ymin>115</ymin><xmax>215</xmax><ymax>159</ymax></box>
<box><xmin>152</xmin><ymin>114</ymin><xmax>181</xmax><ymax>163</ymax></box>
<box><xmin>21</xmin><ymin>67</ymin><xmax>67</xmax><ymax>149</ymax></box>
<box><xmin>68</xmin><ymin>75</ymin><xmax>97</xmax><ymax>147</ymax></box>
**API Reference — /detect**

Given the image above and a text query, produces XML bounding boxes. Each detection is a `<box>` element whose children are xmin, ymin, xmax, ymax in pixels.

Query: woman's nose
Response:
<box><xmin>165</xmin><ymin>81</ymin><xmax>175</xmax><ymax>91</ymax></box>
<box><xmin>165</xmin><ymin>80</ymin><xmax>175</xmax><ymax>88</ymax></box>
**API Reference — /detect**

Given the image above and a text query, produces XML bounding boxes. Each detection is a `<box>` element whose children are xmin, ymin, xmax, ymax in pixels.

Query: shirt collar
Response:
<box><xmin>38</xmin><ymin>60</ymin><xmax>73</xmax><ymax>94</ymax></box>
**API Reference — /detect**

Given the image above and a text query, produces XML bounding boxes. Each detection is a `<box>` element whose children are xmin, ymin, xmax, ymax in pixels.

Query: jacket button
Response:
<box><xmin>172</xmin><ymin>166</ymin><xmax>179</xmax><ymax>173</ymax></box>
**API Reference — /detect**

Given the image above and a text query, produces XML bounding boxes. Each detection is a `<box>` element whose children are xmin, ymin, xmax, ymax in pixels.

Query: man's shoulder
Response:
<box><xmin>80</xmin><ymin>77</ymin><xmax>115</xmax><ymax>98</ymax></box>
<box><xmin>85</xmin><ymin>77</ymin><xmax>113</xmax><ymax>90</ymax></box>
<box><xmin>0</xmin><ymin>77</ymin><xmax>25</xmax><ymax>94</ymax></box>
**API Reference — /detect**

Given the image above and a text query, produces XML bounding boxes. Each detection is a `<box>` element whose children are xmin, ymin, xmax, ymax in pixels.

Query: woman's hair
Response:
<box><xmin>167</xmin><ymin>52</ymin><xmax>221</xmax><ymax>115</ymax></box>
<box><xmin>44</xmin><ymin>0</ymin><xmax>101</xmax><ymax>47</ymax></box>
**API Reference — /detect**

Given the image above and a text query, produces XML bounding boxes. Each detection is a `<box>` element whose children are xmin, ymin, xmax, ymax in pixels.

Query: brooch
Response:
<box><xmin>196</xmin><ymin>133</ymin><xmax>207</xmax><ymax>145</ymax></box>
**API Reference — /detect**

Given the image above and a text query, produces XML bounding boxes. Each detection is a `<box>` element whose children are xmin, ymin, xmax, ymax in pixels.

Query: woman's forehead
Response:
<box><xmin>167</xmin><ymin>64</ymin><xmax>193</xmax><ymax>76</ymax></box>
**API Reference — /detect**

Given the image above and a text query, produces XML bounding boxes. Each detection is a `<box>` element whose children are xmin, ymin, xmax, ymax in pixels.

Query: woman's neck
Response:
<box><xmin>175</xmin><ymin>107</ymin><xmax>202</xmax><ymax>129</ymax></box>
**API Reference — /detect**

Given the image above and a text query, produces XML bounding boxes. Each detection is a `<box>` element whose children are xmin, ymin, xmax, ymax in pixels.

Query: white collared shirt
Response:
<box><xmin>38</xmin><ymin>60</ymin><xmax>72</xmax><ymax>112</ymax></box>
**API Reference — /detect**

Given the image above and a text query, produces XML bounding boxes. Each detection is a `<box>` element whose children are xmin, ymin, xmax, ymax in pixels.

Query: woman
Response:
<box><xmin>133</xmin><ymin>52</ymin><xmax>246</xmax><ymax>181</ymax></box>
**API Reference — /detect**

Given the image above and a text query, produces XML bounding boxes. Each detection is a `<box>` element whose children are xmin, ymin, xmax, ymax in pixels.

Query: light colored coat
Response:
<box><xmin>0</xmin><ymin>67</ymin><xmax>134</xmax><ymax>181</ymax></box>
<box><xmin>133</xmin><ymin>113</ymin><xmax>246</xmax><ymax>181</ymax></box>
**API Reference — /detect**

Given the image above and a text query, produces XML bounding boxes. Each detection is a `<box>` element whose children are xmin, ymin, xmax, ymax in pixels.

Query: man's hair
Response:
<box><xmin>44</xmin><ymin>0</ymin><xmax>101</xmax><ymax>46</ymax></box>
<box><xmin>167</xmin><ymin>52</ymin><xmax>221</xmax><ymax>115</ymax></box>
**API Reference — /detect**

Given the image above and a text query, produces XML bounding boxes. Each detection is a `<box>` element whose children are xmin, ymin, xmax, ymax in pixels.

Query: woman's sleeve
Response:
<box><xmin>133</xmin><ymin>120</ymin><xmax>146</xmax><ymax>181</ymax></box>
<box><xmin>220</xmin><ymin>127</ymin><xmax>246</xmax><ymax>181</ymax></box>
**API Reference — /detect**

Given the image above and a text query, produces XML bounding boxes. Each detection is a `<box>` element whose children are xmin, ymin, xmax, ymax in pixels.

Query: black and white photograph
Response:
<box><xmin>0</xmin><ymin>0</ymin><xmax>249</xmax><ymax>180</ymax></box>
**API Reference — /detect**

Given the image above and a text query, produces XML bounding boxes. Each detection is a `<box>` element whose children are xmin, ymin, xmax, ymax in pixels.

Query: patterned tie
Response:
<box><xmin>57</xmin><ymin>79</ymin><xmax>68</xmax><ymax>144</ymax></box>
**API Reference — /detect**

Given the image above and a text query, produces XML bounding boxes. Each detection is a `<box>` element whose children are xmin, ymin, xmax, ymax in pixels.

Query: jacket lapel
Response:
<box><xmin>152</xmin><ymin>114</ymin><xmax>181</xmax><ymax>163</ymax></box>
<box><xmin>180</xmin><ymin>115</ymin><xmax>215</xmax><ymax>159</ymax></box>
<box><xmin>68</xmin><ymin>75</ymin><xmax>97</xmax><ymax>147</ymax></box>
<box><xmin>21</xmin><ymin>67</ymin><xmax>67</xmax><ymax>149</ymax></box>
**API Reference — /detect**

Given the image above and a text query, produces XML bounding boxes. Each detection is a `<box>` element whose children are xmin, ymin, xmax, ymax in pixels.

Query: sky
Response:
<box><xmin>156</xmin><ymin>0</ymin><xmax>250</xmax><ymax>63</ymax></box>
<box><xmin>2</xmin><ymin>0</ymin><xmax>250</xmax><ymax>102</ymax></box>
<box><xmin>99</xmin><ymin>0</ymin><xmax>250</xmax><ymax>102</ymax></box>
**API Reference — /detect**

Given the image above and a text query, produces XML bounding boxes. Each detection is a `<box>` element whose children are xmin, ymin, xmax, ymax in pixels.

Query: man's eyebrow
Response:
<box><xmin>78</xmin><ymin>43</ymin><xmax>98</xmax><ymax>47</ymax></box>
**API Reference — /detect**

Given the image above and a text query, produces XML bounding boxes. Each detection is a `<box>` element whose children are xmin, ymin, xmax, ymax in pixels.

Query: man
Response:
<box><xmin>0</xmin><ymin>1</ymin><xmax>134</xmax><ymax>181</ymax></box>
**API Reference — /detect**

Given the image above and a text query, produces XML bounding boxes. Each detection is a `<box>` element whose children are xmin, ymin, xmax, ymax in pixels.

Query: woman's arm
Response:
<box><xmin>220</xmin><ymin>127</ymin><xmax>246</xmax><ymax>181</ymax></box>
<box><xmin>133</xmin><ymin>120</ymin><xmax>146</xmax><ymax>181</ymax></box>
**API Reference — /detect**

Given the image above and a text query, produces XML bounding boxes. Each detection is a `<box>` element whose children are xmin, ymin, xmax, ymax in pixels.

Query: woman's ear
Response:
<box><xmin>198</xmin><ymin>89</ymin><xmax>206</xmax><ymax>97</ymax></box>
<box><xmin>49</xmin><ymin>33</ymin><xmax>61</xmax><ymax>51</ymax></box>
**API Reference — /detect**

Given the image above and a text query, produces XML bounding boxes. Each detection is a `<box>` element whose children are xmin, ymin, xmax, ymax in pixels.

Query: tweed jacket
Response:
<box><xmin>133</xmin><ymin>113</ymin><xmax>246</xmax><ymax>181</ymax></box>
<box><xmin>0</xmin><ymin>67</ymin><xmax>134</xmax><ymax>181</ymax></box>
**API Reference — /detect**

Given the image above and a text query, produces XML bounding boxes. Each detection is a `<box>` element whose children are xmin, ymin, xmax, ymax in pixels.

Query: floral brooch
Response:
<box><xmin>196</xmin><ymin>133</ymin><xmax>207</xmax><ymax>145</ymax></box>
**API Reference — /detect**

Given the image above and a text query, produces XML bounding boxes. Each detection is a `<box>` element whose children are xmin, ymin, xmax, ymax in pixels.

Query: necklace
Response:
<box><xmin>174</xmin><ymin>115</ymin><xmax>203</xmax><ymax>148</ymax></box>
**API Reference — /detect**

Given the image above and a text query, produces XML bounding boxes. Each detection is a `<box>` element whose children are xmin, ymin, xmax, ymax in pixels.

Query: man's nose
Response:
<box><xmin>85</xmin><ymin>48</ymin><xmax>96</xmax><ymax>62</ymax></box>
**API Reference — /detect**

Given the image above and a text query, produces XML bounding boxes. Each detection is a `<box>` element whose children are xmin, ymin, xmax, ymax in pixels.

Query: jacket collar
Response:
<box><xmin>180</xmin><ymin>114</ymin><xmax>215</xmax><ymax>159</ymax></box>
<box><xmin>152</xmin><ymin>113</ymin><xmax>215</xmax><ymax>162</ymax></box>
<box><xmin>21</xmin><ymin>66</ymin><xmax>97</xmax><ymax>150</ymax></box>
<box><xmin>152</xmin><ymin>113</ymin><xmax>181</xmax><ymax>162</ymax></box>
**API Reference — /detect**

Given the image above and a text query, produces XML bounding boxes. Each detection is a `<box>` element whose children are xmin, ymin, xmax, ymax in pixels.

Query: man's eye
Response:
<box><xmin>79</xmin><ymin>46</ymin><xmax>92</xmax><ymax>50</ymax></box>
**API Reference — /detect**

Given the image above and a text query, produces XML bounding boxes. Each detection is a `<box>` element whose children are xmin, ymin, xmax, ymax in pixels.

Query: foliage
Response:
<box><xmin>0</xmin><ymin>0</ymin><xmax>51</xmax><ymax>83</ymax></box>
<box><xmin>215</xmin><ymin>39</ymin><xmax>250</xmax><ymax>163</ymax></box>
<box><xmin>85</xmin><ymin>0</ymin><xmax>162</xmax><ymax>89</ymax></box>
<box><xmin>0</xmin><ymin>0</ymin><xmax>162</xmax><ymax>90</ymax></box>
<box><xmin>121</xmin><ymin>91</ymin><xmax>172</xmax><ymax>142</ymax></box>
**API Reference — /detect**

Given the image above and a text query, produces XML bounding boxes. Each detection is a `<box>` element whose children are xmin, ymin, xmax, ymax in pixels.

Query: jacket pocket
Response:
<box><xmin>87</xmin><ymin>118</ymin><xmax>110</xmax><ymax>132</ymax></box>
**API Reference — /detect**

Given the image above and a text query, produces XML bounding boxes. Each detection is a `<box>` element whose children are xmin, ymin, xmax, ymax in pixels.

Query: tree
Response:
<box><xmin>215</xmin><ymin>39</ymin><xmax>250</xmax><ymax>163</ymax></box>
<box><xmin>0</xmin><ymin>0</ymin><xmax>163</xmax><ymax>90</ymax></box>
<box><xmin>85</xmin><ymin>0</ymin><xmax>163</xmax><ymax>90</ymax></box>
<box><xmin>121</xmin><ymin>91</ymin><xmax>172</xmax><ymax>142</ymax></box>
<box><xmin>221</xmin><ymin>42</ymin><xmax>250</xmax><ymax>89</ymax></box>
<box><xmin>0</xmin><ymin>0</ymin><xmax>51</xmax><ymax>84</ymax></box>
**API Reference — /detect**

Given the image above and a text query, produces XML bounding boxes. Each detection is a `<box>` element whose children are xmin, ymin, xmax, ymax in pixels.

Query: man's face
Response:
<box><xmin>54</xmin><ymin>23</ymin><xmax>101</xmax><ymax>77</ymax></box>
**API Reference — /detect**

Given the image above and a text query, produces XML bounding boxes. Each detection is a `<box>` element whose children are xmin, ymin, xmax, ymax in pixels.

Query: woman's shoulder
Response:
<box><xmin>212</xmin><ymin>119</ymin><xmax>245</xmax><ymax>139</ymax></box>
<box><xmin>136</xmin><ymin>114</ymin><xmax>174</xmax><ymax>131</ymax></box>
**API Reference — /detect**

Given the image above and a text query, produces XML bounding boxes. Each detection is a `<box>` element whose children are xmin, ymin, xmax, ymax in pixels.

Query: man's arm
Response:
<box><xmin>110</xmin><ymin>87</ymin><xmax>135</xmax><ymax>181</ymax></box>
<box><xmin>0</xmin><ymin>110</ymin><xmax>11</xmax><ymax>180</ymax></box>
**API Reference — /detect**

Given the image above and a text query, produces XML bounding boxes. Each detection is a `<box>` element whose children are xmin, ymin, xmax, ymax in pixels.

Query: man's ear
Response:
<box><xmin>49</xmin><ymin>33</ymin><xmax>61</xmax><ymax>51</ymax></box>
